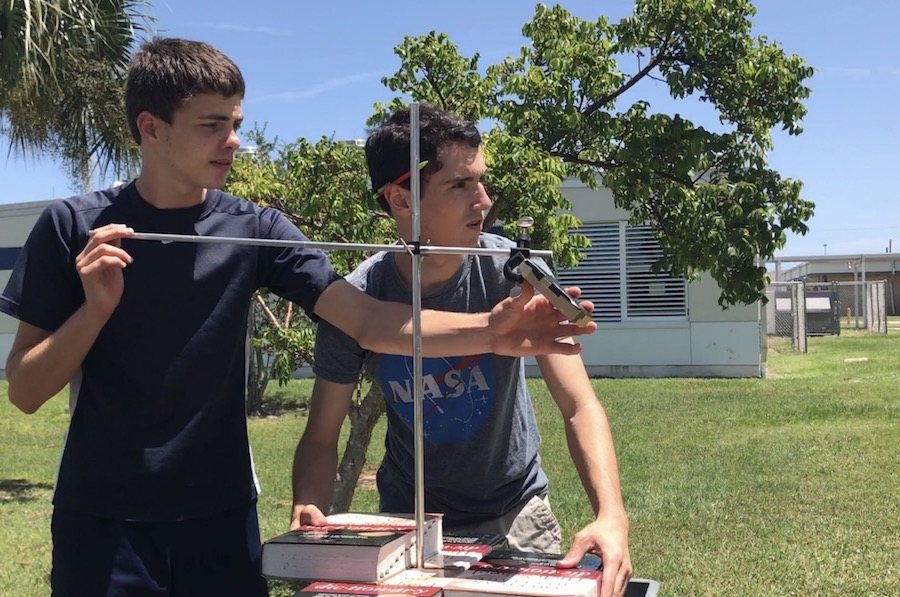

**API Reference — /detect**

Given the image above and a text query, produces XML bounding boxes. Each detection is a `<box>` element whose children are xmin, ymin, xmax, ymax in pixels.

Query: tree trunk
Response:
<box><xmin>330</xmin><ymin>383</ymin><xmax>384</xmax><ymax>513</ymax></box>
<box><xmin>246</xmin><ymin>343</ymin><xmax>270</xmax><ymax>415</ymax></box>
<box><xmin>246</xmin><ymin>303</ymin><xmax>270</xmax><ymax>415</ymax></box>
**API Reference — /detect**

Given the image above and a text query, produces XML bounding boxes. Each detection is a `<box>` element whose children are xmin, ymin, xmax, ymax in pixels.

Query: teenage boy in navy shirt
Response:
<box><xmin>0</xmin><ymin>38</ymin><xmax>596</xmax><ymax>596</ymax></box>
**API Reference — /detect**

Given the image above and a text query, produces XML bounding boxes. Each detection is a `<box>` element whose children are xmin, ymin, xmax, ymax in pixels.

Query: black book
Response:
<box><xmin>481</xmin><ymin>549</ymin><xmax>602</xmax><ymax>571</ymax></box>
<box><xmin>262</xmin><ymin>512</ymin><xmax>442</xmax><ymax>583</ymax></box>
<box><xmin>442</xmin><ymin>560</ymin><xmax>603</xmax><ymax>597</ymax></box>
<box><xmin>425</xmin><ymin>532</ymin><xmax>507</xmax><ymax>570</ymax></box>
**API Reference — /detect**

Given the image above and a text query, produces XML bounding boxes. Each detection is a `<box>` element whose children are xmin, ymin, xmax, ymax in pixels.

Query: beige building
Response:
<box><xmin>1</xmin><ymin>200</ymin><xmax>55</xmax><ymax>377</ymax></box>
<box><xmin>543</xmin><ymin>179</ymin><xmax>765</xmax><ymax>378</ymax></box>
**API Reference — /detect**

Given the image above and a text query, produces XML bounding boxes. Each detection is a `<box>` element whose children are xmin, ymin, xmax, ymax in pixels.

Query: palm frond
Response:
<box><xmin>1</xmin><ymin>1</ymin><xmax>149</xmax><ymax>185</ymax></box>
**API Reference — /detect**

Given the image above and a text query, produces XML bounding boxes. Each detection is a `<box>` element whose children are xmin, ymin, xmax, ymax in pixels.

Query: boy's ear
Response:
<box><xmin>136</xmin><ymin>111</ymin><xmax>159</xmax><ymax>144</ymax></box>
<box><xmin>383</xmin><ymin>185</ymin><xmax>411</xmax><ymax>215</ymax></box>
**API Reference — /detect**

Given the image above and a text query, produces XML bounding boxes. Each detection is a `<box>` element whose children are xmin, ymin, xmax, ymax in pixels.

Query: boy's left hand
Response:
<box><xmin>556</xmin><ymin>513</ymin><xmax>632</xmax><ymax>597</ymax></box>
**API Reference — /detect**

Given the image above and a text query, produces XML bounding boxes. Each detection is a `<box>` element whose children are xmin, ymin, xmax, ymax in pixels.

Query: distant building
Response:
<box><xmin>772</xmin><ymin>255</ymin><xmax>899</xmax><ymax>316</ymax></box>
<box><xmin>1</xmin><ymin>180</ymin><xmax>767</xmax><ymax>379</ymax></box>
<box><xmin>1</xmin><ymin>199</ymin><xmax>55</xmax><ymax>374</ymax></box>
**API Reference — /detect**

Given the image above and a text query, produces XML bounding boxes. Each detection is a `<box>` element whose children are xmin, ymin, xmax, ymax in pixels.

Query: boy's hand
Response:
<box><xmin>488</xmin><ymin>281</ymin><xmax>596</xmax><ymax>357</ymax></box>
<box><xmin>76</xmin><ymin>224</ymin><xmax>134</xmax><ymax>322</ymax></box>
<box><xmin>556</xmin><ymin>512</ymin><xmax>632</xmax><ymax>597</ymax></box>
<box><xmin>290</xmin><ymin>503</ymin><xmax>329</xmax><ymax>530</ymax></box>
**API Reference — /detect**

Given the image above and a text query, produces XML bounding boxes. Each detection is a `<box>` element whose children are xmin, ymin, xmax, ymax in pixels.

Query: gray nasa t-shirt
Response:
<box><xmin>313</xmin><ymin>233</ymin><xmax>549</xmax><ymax>525</ymax></box>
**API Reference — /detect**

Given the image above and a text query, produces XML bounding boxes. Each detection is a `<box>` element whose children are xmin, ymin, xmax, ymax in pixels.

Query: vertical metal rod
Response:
<box><xmin>409</xmin><ymin>102</ymin><xmax>426</xmax><ymax>567</ymax></box>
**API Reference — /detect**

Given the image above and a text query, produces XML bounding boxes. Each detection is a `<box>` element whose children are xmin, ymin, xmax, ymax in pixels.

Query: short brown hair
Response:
<box><xmin>125</xmin><ymin>38</ymin><xmax>245</xmax><ymax>144</ymax></box>
<box><xmin>366</xmin><ymin>104</ymin><xmax>481</xmax><ymax>213</ymax></box>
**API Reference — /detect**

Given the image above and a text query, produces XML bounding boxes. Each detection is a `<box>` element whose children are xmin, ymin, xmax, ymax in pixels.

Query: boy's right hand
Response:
<box><xmin>290</xmin><ymin>503</ymin><xmax>329</xmax><ymax>530</ymax></box>
<box><xmin>76</xmin><ymin>224</ymin><xmax>134</xmax><ymax>321</ymax></box>
<box><xmin>488</xmin><ymin>281</ymin><xmax>597</xmax><ymax>357</ymax></box>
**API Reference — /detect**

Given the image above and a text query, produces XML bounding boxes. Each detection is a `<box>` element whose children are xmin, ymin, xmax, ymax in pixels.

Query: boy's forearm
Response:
<box><xmin>315</xmin><ymin>280</ymin><xmax>494</xmax><ymax>356</ymax></box>
<box><xmin>539</xmin><ymin>353</ymin><xmax>626</xmax><ymax>515</ymax></box>
<box><xmin>352</xmin><ymin>299</ymin><xmax>493</xmax><ymax>356</ymax></box>
<box><xmin>7</xmin><ymin>306</ymin><xmax>106</xmax><ymax>414</ymax></box>
<box><xmin>565</xmin><ymin>404</ymin><xmax>627</xmax><ymax>517</ymax></box>
<box><xmin>315</xmin><ymin>279</ymin><xmax>592</xmax><ymax>359</ymax></box>
<box><xmin>292</xmin><ymin>440</ymin><xmax>340</xmax><ymax>510</ymax></box>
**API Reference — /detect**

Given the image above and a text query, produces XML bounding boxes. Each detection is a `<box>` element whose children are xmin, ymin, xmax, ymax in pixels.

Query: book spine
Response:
<box><xmin>470</xmin><ymin>562</ymin><xmax>602</xmax><ymax>581</ymax></box>
<box><xmin>302</xmin><ymin>581</ymin><xmax>441</xmax><ymax>596</ymax></box>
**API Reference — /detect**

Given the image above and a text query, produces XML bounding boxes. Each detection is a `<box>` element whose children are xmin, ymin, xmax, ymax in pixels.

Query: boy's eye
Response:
<box><xmin>202</xmin><ymin>121</ymin><xmax>240</xmax><ymax>131</ymax></box>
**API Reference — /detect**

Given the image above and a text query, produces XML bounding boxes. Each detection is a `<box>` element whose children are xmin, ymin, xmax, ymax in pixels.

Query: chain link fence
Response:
<box><xmin>835</xmin><ymin>280</ymin><xmax>888</xmax><ymax>332</ymax></box>
<box><xmin>765</xmin><ymin>280</ymin><xmax>888</xmax><ymax>352</ymax></box>
<box><xmin>766</xmin><ymin>281</ymin><xmax>808</xmax><ymax>352</ymax></box>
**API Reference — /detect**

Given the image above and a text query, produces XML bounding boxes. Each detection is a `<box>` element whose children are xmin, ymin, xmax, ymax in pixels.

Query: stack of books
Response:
<box><xmin>263</xmin><ymin>512</ymin><xmax>659</xmax><ymax>596</ymax></box>
<box><xmin>299</xmin><ymin>581</ymin><xmax>444</xmax><ymax>596</ymax></box>
<box><xmin>294</xmin><ymin>562</ymin><xmax>659</xmax><ymax>597</ymax></box>
<box><xmin>439</xmin><ymin>558</ymin><xmax>604</xmax><ymax>597</ymax></box>
<box><xmin>479</xmin><ymin>549</ymin><xmax>602</xmax><ymax>571</ymax></box>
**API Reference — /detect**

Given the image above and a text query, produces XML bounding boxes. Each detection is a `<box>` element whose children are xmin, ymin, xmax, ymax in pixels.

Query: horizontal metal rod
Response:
<box><xmin>129</xmin><ymin>231</ymin><xmax>552</xmax><ymax>259</ymax></box>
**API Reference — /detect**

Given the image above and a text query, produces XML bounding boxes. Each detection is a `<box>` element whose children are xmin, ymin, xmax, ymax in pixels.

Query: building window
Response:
<box><xmin>557</xmin><ymin>222</ymin><xmax>687</xmax><ymax>322</ymax></box>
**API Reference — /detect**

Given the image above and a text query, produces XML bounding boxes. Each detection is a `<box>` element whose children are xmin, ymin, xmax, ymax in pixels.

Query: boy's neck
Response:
<box><xmin>135</xmin><ymin>170</ymin><xmax>207</xmax><ymax>209</ymax></box>
<box><xmin>393</xmin><ymin>251</ymin><xmax>465</xmax><ymax>293</ymax></box>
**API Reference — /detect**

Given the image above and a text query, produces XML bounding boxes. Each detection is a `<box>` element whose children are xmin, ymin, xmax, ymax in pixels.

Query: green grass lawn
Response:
<box><xmin>2</xmin><ymin>331</ymin><xmax>899</xmax><ymax>596</ymax></box>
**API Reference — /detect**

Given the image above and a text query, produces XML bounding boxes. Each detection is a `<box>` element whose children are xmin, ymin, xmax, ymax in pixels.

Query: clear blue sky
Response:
<box><xmin>1</xmin><ymin>0</ymin><xmax>898</xmax><ymax>258</ymax></box>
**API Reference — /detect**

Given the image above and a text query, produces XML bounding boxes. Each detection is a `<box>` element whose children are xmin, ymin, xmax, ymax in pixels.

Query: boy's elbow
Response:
<box><xmin>8</xmin><ymin>388</ymin><xmax>40</xmax><ymax>415</ymax></box>
<box><xmin>353</xmin><ymin>327</ymin><xmax>379</xmax><ymax>352</ymax></box>
<box><xmin>341</xmin><ymin>313</ymin><xmax>382</xmax><ymax>351</ymax></box>
<box><xmin>5</xmin><ymin>371</ymin><xmax>45</xmax><ymax>415</ymax></box>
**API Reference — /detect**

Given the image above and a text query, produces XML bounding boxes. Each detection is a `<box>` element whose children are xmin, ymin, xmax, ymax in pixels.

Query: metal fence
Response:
<box><xmin>835</xmin><ymin>280</ymin><xmax>888</xmax><ymax>333</ymax></box>
<box><xmin>765</xmin><ymin>280</ymin><xmax>888</xmax><ymax>352</ymax></box>
<box><xmin>766</xmin><ymin>281</ymin><xmax>808</xmax><ymax>352</ymax></box>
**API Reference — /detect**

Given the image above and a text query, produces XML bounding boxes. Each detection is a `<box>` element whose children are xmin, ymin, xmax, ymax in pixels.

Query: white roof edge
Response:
<box><xmin>0</xmin><ymin>199</ymin><xmax>56</xmax><ymax>216</ymax></box>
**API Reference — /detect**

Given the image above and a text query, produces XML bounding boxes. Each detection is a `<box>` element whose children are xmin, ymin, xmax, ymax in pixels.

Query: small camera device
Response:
<box><xmin>512</xmin><ymin>255</ymin><xmax>592</xmax><ymax>327</ymax></box>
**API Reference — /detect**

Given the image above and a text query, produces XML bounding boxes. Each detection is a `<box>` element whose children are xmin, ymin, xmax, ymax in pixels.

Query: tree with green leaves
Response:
<box><xmin>376</xmin><ymin>0</ymin><xmax>814</xmax><ymax>307</ymax></box>
<box><xmin>0</xmin><ymin>0</ymin><xmax>151</xmax><ymax>185</ymax></box>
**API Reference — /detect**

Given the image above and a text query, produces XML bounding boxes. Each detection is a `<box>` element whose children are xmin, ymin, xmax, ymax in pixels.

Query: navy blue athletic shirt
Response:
<box><xmin>0</xmin><ymin>182</ymin><xmax>340</xmax><ymax>521</ymax></box>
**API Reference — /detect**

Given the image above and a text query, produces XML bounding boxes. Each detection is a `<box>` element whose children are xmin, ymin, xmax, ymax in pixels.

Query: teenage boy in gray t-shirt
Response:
<box><xmin>291</xmin><ymin>104</ymin><xmax>632</xmax><ymax>597</ymax></box>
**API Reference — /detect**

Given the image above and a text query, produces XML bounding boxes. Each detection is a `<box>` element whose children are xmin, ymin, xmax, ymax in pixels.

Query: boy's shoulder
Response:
<box><xmin>478</xmin><ymin>232</ymin><xmax>515</xmax><ymax>250</ymax></box>
<box><xmin>206</xmin><ymin>188</ymin><xmax>265</xmax><ymax>214</ymax></box>
<box><xmin>345</xmin><ymin>250</ymin><xmax>395</xmax><ymax>290</ymax></box>
<box><xmin>34</xmin><ymin>184</ymin><xmax>130</xmax><ymax>230</ymax></box>
<box><xmin>55</xmin><ymin>183</ymin><xmax>128</xmax><ymax>211</ymax></box>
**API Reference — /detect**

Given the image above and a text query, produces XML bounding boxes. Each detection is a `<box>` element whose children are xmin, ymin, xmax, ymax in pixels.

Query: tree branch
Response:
<box><xmin>644</xmin><ymin>194</ymin><xmax>678</xmax><ymax>254</ymax></box>
<box><xmin>284</xmin><ymin>302</ymin><xmax>293</xmax><ymax>328</ymax></box>
<box><xmin>591</xmin><ymin>25</ymin><xmax>676</xmax><ymax>116</ymax></box>
<box><xmin>423</xmin><ymin>66</ymin><xmax>449</xmax><ymax>108</ymax></box>
<box><xmin>541</xmin><ymin>31</ymin><xmax>683</xmax><ymax>152</ymax></box>
<box><xmin>482</xmin><ymin>194</ymin><xmax>507</xmax><ymax>230</ymax></box>
<box><xmin>254</xmin><ymin>292</ymin><xmax>282</xmax><ymax>329</ymax></box>
<box><xmin>589</xmin><ymin>55</ymin><xmax>664</xmax><ymax>117</ymax></box>
<box><xmin>548</xmin><ymin>150</ymin><xmax>620</xmax><ymax>171</ymax></box>
<box><xmin>652</xmin><ymin>168</ymin><xmax>694</xmax><ymax>187</ymax></box>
